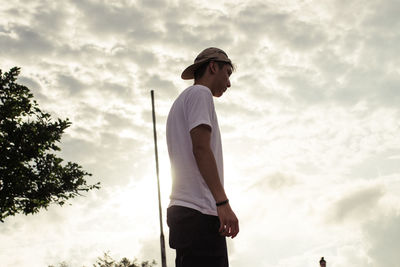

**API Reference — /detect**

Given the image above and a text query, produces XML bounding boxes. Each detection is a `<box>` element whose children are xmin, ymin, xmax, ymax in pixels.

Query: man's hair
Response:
<box><xmin>194</xmin><ymin>61</ymin><xmax>233</xmax><ymax>81</ymax></box>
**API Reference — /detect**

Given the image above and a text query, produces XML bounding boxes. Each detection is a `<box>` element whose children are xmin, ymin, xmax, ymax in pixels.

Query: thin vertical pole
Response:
<box><xmin>151</xmin><ymin>90</ymin><xmax>167</xmax><ymax>267</ymax></box>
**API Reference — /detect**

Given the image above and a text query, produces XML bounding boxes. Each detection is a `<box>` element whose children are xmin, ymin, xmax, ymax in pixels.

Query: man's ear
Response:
<box><xmin>208</xmin><ymin>61</ymin><xmax>217</xmax><ymax>74</ymax></box>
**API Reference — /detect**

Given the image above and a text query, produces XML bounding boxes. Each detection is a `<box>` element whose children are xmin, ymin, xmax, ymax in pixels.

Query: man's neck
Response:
<box><xmin>194</xmin><ymin>79</ymin><xmax>214</xmax><ymax>95</ymax></box>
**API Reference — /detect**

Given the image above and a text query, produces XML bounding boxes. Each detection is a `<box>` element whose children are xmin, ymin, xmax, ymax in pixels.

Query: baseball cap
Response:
<box><xmin>181</xmin><ymin>47</ymin><xmax>232</xmax><ymax>80</ymax></box>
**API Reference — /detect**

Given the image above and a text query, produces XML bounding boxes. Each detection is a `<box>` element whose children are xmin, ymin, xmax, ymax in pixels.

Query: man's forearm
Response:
<box><xmin>193</xmin><ymin>146</ymin><xmax>227</xmax><ymax>203</ymax></box>
<box><xmin>190</xmin><ymin>125</ymin><xmax>239</xmax><ymax>238</ymax></box>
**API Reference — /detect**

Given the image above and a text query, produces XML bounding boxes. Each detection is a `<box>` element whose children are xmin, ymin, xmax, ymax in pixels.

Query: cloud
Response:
<box><xmin>249</xmin><ymin>172</ymin><xmax>297</xmax><ymax>191</ymax></box>
<box><xmin>236</xmin><ymin>3</ymin><xmax>328</xmax><ymax>51</ymax></box>
<box><xmin>17</xmin><ymin>75</ymin><xmax>43</xmax><ymax>95</ymax></box>
<box><xmin>140</xmin><ymin>73</ymin><xmax>179</xmax><ymax>99</ymax></box>
<box><xmin>111</xmin><ymin>45</ymin><xmax>159</xmax><ymax>68</ymax></box>
<box><xmin>350</xmin><ymin>149</ymin><xmax>400</xmax><ymax>179</ymax></box>
<box><xmin>0</xmin><ymin>24</ymin><xmax>54</xmax><ymax>57</ymax></box>
<box><xmin>227</xmin><ymin>0</ymin><xmax>400</xmax><ymax>110</ymax></box>
<box><xmin>70</xmin><ymin>0</ymin><xmax>150</xmax><ymax>36</ymax></box>
<box><xmin>363</xmin><ymin>0</ymin><xmax>400</xmax><ymax>31</ymax></box>
<box><xmin>60</xmin><ymin>132</ymin><xmax>150</xmax><ymax>187</ymax></box>
<box><xmin>330</xmin><ymin>184</ymin><xmax>385</xmax><ymax>223</ymax></box>
<box><xmin>57</xmin><ymin>73</ymin><xmax>86</xmax><ymax>95</ymax></box>
<box><xmin>363</xmin><ymin>212</ymin><xmax>400</xmax><ymax>266</ymax></box>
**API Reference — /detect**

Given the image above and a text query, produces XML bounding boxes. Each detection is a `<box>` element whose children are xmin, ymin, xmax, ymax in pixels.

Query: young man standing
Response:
<box><xmin>166</xmin><ymin>47</ymin><xmax>239</xmax><ymax>267</ymax></box>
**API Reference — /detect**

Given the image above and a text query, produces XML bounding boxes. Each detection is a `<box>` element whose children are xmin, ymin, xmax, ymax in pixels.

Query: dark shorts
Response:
<box><xmin>167</xmin><ymin>205</ymin><xmax>228</xmax><ymax>267</ymax></box>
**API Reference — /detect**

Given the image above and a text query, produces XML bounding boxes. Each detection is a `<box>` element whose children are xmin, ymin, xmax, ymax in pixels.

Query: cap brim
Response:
<box><xmin>181</xmin><ymin>62</ymin><xmax>204</xmax><ymax>80</ymax></box>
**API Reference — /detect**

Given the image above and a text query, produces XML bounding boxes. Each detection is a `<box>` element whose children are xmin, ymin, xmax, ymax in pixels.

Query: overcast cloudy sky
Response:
<box><xmin>1</xmin><ymin>0</ymin><xmax>400</xmax><ymax>266</ymax></box>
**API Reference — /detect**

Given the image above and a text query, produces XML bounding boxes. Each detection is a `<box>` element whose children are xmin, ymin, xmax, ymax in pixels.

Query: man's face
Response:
<box><xmin>212</xmin><ymin>63</ymin><xmax>232</xmax><ymax>97</ymax></box>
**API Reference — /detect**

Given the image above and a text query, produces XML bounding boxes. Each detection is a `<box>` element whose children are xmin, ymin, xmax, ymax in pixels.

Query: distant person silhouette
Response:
<box><xmin>320</xmin><ymin>257</ymin><xmax>326</xmax><ymax>267</ymax></box>
<box><xmin>166</xmin><ymin>47</ymin><xmax>239</xmax><ymax>267</ymax></box>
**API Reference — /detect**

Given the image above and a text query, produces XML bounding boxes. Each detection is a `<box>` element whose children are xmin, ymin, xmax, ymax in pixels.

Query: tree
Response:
<box><xmin>93</xmin><ymin>253</ymin><xmax>157</xmax><ymax>267</ymax></box>
<box><xmin>0</xmin><ymin>67</ymin><xmax>100</xmax><ymax>222</ymax></box>
<box><xmin>48</xmin><ymin>252</ymin><xmax>157</xmax><ymax>267</ymax></box>
<box><xmin>48</xmin><ymin>262</ymin><xmax>69</xmax><ymax>267</ymax></box>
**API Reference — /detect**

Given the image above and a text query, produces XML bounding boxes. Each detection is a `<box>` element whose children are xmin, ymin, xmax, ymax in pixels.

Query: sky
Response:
<box><xmin>1</xmin><ymin>0</ymin><xmax>400</xmax><ymax>266</ymax></box>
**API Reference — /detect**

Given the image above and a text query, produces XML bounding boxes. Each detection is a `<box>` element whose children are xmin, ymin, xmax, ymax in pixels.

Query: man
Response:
<box><xmin>166</xmin><ymin>47</ymin><xmax>239</xmax><ymax>267</ymax></box>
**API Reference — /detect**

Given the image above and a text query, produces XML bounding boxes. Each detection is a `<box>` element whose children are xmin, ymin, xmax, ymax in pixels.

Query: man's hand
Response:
<box><xmin>217</xmin><ymin>203</ymin><xmax>239</xmax><ymax>238</ymax></box>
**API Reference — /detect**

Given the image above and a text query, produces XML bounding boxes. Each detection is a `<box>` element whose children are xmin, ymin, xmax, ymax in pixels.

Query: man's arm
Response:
<box><xmin>190</xmin><ymin>124</ymin><xmax>239</xmax><ymax>238</ymax></box>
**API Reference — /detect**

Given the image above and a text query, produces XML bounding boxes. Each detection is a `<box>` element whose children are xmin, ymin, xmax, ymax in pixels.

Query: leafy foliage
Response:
<box><xmin>93</xmin><ymin>252</ymin><xmax>157</xmax><ymax>267</ymax></box>
<box><xmin>0</xmin><ymin>67</ymin><xmax>100</xmax><ymax>222</ymax></box>
<box><xmin>48</xmin><ymin>252</ymin><xmax>157</xmax><ymax>267</ymax></box>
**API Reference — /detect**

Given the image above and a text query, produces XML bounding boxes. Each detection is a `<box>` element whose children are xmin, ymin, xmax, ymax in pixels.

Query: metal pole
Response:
<box><xmin>151</xmin><ymin>90</ymin><xmax>167</xmax><ymax>267</ymax></box>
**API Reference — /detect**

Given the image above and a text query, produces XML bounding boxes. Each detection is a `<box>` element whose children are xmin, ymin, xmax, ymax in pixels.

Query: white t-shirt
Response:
<box><xmin>166</xmin><ymin>84</ymin><xmax>223</xmax><ymax>216</ymax></box>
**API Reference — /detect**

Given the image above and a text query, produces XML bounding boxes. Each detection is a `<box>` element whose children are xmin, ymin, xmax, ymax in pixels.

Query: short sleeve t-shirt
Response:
<box><xmin>166</xmin><ymin>85</ymin><xmax>223</xmax><ymax>216</ymax></box>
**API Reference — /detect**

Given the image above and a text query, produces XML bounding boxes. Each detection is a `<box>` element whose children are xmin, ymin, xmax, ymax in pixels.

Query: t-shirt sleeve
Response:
<box><xmin>185</xmin><ymin>88</ymin><xmax>214</xmax><ymax>132</ymax></box>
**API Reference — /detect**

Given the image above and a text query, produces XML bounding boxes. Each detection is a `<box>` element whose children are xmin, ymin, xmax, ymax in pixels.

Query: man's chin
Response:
<box><xmin>213</xmin><ymin>91</ymin><xmax>224</xmax><ymax>97</ymax></box>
